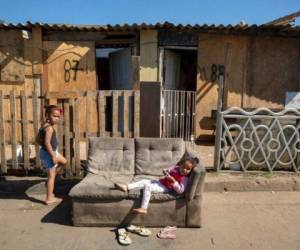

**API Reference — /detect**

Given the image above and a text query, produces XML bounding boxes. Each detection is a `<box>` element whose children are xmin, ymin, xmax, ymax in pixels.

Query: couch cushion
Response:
<box><xmin>135</xmin><ymin>138</ymin><xmax>184</xmax><ymax>176</ymax></box>
<box><xmin>69</xmin><ymin>173</ymin><xmax>133</xmax><ymax>199</ymax></box>
<box><xmin>128</xmin><ymin>175</ymin><xmax>184</xmax><ymax>201</ymax></box>
<box><xmin>87</xmin><ymin>137</ymin><xmax>135</xmax><ymax>174</ymax></box>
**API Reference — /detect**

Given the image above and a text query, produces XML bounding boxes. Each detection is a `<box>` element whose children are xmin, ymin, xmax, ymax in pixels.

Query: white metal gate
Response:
<box><xmin>161</xmin><ymin>90</ymin><xmax>196</xmax><ymax>141</ymax></box>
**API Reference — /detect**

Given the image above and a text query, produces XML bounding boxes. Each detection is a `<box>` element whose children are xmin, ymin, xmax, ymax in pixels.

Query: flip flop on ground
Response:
<box><xmin>157</xmin><ymin>231</ymin><xmax>176</xmax><ymax>239</ymax></box>
<box><xmin>117</xmin><ymin>228</ymin><xmax>132</xmax><ymax>245</ymax></box>
<box><xmin>157</xmin><ymin>226</ymin><xmax>177</xmax><ymax>239</ymax></box>
<box><xmin>127</xmin><ymin>225</ymin><xmax>152</xmax><ymax>237</ymax></box>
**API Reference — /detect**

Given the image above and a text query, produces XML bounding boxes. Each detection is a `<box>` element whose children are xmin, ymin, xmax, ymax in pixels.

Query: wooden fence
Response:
<box><xmin>0</xmin><ymin>90</ymin><xmax>140</xmax><ymax>177</ymax></box>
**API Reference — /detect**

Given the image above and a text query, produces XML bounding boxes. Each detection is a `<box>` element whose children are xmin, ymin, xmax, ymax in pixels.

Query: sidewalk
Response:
<box><xmin>0</xmin><ymin>192</ymin><xmax>299</xmax><ymax>250</ymax></box>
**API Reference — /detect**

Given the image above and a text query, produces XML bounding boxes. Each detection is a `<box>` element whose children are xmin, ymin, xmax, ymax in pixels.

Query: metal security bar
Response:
<box><xmin>214</xmin><ymin>107</ymin><xmax>300</xmax><ymax>172</ymax></box>
<box><xmin>161</xmin><ymin>90</ymin><xmax>196</xmax><ymax>142</ymax></box>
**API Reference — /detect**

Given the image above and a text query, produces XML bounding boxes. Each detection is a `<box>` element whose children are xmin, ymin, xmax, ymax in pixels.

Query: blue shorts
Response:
<box><xmin>40</xmin><ymin>148</ymin><xmax>58</xmax><ymax>169</ymax></box>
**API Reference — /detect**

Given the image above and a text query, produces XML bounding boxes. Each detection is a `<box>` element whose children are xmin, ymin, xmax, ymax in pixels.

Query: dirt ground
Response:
<box><xmin>0</xmin><ymin>191</ymin><xmax>300</xmax><ymax>250</ymax></box>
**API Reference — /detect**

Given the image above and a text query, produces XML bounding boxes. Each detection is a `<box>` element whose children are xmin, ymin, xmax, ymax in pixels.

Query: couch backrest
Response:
<box><xmin>135</xmin><ymin>138</ymin><xmax>184</xmax><ymax>176</ymax></box>
<box><xmin>87</xmin><ymin>137</ymin><xmax>135</xmax><ymax>174</ymax></box>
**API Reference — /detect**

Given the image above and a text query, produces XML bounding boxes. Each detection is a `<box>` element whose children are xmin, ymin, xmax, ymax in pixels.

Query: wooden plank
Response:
<box><xmin>32</xmin><ymin>90</ymin><xmax>41</xmax><ymax>169</ymax></box>
<box><xmin>134</xmin><ymin>91</ymin><xmax>140</xmax><ymax>138</ymax></box>
<box><xmin>63</xmin><ymin>101</ymin><xmax>71</xmax><ymax>177</ymax></box>
<box><xmin>112</xmin><ymin>91</ymin><xmax>118</xmax><ymax>137</ymax></box>
<box><xmin>74</xmin><ymin>98</ymin><xmax>81</xmax><ymax>177</ymax></box>
<box><xmin>99</xmin><ymin>91</ymin><xmax>106</xmax><ymax>137</ymax></box>
<box><xmin>214</xmin><ymin>75</ymin><xmax>225</xmax><ymax>171</ymax></box>
<box><xmin>10</xmin><ymin>90</ymin><xmax>18</xmax><ymax>169</ymax></box>
<box><xmin>69</xmin><ymin>98</ymin><xmax>76</xmax><ymax>175</ymax></box>
<box><xmin>0</xmin><ymin>91</ymin><xmax>7</xmax><ymax>173</ymax></box>
<box><xmin>132</xmin><ymin>56</ymin><xmax>140</xmax><ymax>90</ymax></box>
<box><xmin>46</xmin><ymin>91</ymin><xmax>80</xmax><ymax>99</ymax></box>
<box><xmin>44</xmin><ymin>31</ymin><xmax>136</xmax><ymax>41</ymax></box>
<box><xmin>223</xmin><ymin>43</ymin><xmax>232</xmax><ymax>109</ymax></box>
<box><xmin>140</xmin><ymin>83</ymin><xmax>160</xmax><ymax>137</ymax></box>
<box><xmin>123</xmin><ymin>91</ymin><xmax>129</xmax><ymax>137</ymax></box>
<box><xmin>43</xmin><ymin>41</ymin><xmax>97</xmax><ymax>93</ymax></box>
<box><xmin>57</xmin><ymin>101</ymin><xmax>64</xmax><ymax>153</ymax></box>
<box><xmin>4</xmin><ymin>120</ymin><xmax>34</xmax><ymax>124</ymax></box>
<box><xmin>21</xmin><ymin>91</ymin><xmax>30</xmax><ymax>171</ymax></box>
<box><xmin>103</xmin><ymin>90</ymin><xmax>113</xmax><ymax>97</ymax></box>
<box><xmin>85</xmin><ymin>91</ymin><xmax>92</xmax><ymax>156</ymax></box>
<box><xmin>97</xmin><ymin>92</ymin><xmax>100</xmax><ymax>136</ymax></box>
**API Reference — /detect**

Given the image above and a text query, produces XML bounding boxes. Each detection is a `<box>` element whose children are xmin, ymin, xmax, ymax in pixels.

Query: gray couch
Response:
<box><xmin>69</xmin><ymin>137</ymin><xmax>206</xmax><ymax>227</ymax></box>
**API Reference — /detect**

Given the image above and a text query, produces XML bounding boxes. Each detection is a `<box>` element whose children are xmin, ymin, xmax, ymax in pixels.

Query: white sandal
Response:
<box><xmin>127</xmin><ymin>225</ymin><xmax>152</xmax><ymax>237</ymax></box>
<box><xmin>117</xmin><ymin>228</ymin><xmax>132</xmax><ymax>245</ymax></box>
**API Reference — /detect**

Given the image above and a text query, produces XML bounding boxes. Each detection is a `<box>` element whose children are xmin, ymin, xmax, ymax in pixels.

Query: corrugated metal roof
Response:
<box><xmin>264</xmin><ymin>11</ymin><xmax>300</xmax><ymax>26</ymax></box>
<box><xmin>1</xmin><ymin>21</ymin><xmax>300</xmax><ymax>34</ymax></box>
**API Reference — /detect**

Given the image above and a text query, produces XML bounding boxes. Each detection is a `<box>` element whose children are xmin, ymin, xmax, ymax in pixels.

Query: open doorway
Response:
<box><xmin>95</xmin><ymin>47</ymin><xmax>134</xmax><ymax>134</ymax></box>
<box><xmin>96</xmin><ymin>47</ymin><xmax>132</xmax><ymax>90</ymax></box>
<box><xmin>163</xmin><ymin>48</ymin><xmax>197</xmax><ymax>91</ymax></box>
<box><xmin>161</xmin><ymin>48</ymin><xmax>197</xmax><ymax>141</ymax></box>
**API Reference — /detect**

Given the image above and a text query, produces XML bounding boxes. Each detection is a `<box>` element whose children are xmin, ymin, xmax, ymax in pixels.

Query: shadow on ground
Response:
<box><xmin>0</xmin><ymin>177</ymin><xmax>78</xmax><ymax>226</ymax></box>
<box><xmin>41</xmin><ymin>196</ymin><xmax>73</xmax><ymax>226</ymax></box>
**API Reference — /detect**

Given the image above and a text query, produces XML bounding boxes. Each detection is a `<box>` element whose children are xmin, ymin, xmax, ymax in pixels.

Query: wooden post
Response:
<box><xmin>0</xmin><ymin>91</ymin><xmax>7</xmax><ymax>173</ymax></box>
<box><xmin>134</xmin><ymin>91</ymin><xmax>140</xmax><ymax>138</ymax></box>
<box><xmin>132</xmin><ymin>56</ymin><xmax>140</xmax><ymax>90</ymax></box>
<box><xmin>97</xmin><ymin>91</ymin><xmax>101</xmax><ymax>136</ymax></box>
<box><xmin>10</xmin><ymin>90</ymin><xmax>18</xmax><ymax>169</ymax></box>
<box><xmin>99</xmin><ymin>91</ymin><xmax>106</xmax><ymax>137</ymax></box>
<box><xmin>56</xmin><ymin>102</ymin><xmax>63</xmax><ymax>155</ymax></box>
<box><xmin>32</xmin><ymin>90</ymin><xmax>41</xmax><ymax>169</ymax></box>
<box><xmin>140</xmin><ymin>83</ymin><xmax>160</xmax><ymax>137</ymax></box>
<box><xmin>21</xmin><ymin>91</ymin><xmax>30</xmax><ymax>171</ymax></box>
<box><xmin>223</xmin><ymin>43</ymin><xmax>232</xmax><ymax>109</ymax></box>
<box><xmin>213</xmin><ymin>75</ymin><xmax>225</xmax><ymax>171</ymax></box>
<box><xmin>64</xmin><ymin>101</ymin><xmax>71</xmax><ymax>177</ymax></box>
<box><xmin>69</xmin><ymin>98</ymin><xmax>76</xmax><ymax>175</ymax></box>
<box><xmin>112</xmin><ymin>91</ymin><xmax>118</xmax><ymax>137</ymax></box>
<box><xmin>74</xmin><ymin>98</ymin><xmax>81</xmax><ymax>177</ymax></box>
<box><xmin>123</xmin><ymin>91</ymin><xmax>129</xmax><ymax>137</ymax></box>
<box><xmin>85</xmin><ymin>91</ymin><xmax>92</xmax><ymax>157</ymax></box>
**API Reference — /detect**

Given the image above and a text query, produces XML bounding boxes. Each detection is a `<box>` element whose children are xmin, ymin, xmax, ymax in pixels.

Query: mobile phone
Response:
<box><xmin>163</xmin><ymin>169</ymin><xmax>169</xmax><ymax>176</ymax></box>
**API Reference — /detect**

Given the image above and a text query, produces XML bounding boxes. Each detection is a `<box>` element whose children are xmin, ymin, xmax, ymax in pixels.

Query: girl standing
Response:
<box><xmin>38</xmin><ymin>105</ymin><xmax>67</xmax><ymax>205</ymax></box>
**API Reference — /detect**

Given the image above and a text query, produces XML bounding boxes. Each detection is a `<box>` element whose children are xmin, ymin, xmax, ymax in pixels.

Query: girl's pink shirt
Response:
<box><xmin>161</xmin><ymin>165</ymin><xmax>189</xmax><ymax>194</ymax></box>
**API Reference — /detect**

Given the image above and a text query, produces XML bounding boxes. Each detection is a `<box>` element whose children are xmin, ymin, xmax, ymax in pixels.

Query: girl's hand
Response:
<box><xmin>165</xmin><ymin>175</ymin><xmax>176</xmax><ymax>183</ymax></box>
<box><xmin>52</xmin><ymin>156</ymin><xmax>58</xmax><ymax>164</ymax></box>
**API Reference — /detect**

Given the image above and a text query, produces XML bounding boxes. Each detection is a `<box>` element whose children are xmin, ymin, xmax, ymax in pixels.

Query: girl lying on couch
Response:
<box><xmin>114</xmin><ymin>156</ymin><xmax>199</xmax><ymax>214</ymax></box>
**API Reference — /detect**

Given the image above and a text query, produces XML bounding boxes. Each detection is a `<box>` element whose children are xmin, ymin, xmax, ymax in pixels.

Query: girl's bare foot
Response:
<box><xmin>114</xmin><ymin>183</ymin><xmax>128</xmax><ymax>192</ymax></box>
<box><xmin>132</xmin><ymin>208</ymin><xmax>147</xmax><ymax>214</ymax></box>
<box><xmin>45</xmin><ymin>197</ymin><xmax>62</xmax><ymax>205</ymax></box>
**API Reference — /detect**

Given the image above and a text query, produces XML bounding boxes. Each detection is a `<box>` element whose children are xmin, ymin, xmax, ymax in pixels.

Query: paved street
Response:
<box><xmin>0</xmin><ymin>191</ymin><xmax>300</xmax><ymax>250</ymax></box>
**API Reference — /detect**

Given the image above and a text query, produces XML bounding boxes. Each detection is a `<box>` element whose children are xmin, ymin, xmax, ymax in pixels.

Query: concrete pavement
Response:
<box><xmin>0</xmin><ymin>191</ymin><xmax>300</xmax><ymax>250</ymax></box>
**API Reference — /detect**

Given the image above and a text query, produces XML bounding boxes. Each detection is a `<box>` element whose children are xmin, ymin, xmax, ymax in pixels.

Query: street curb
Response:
<box><xmin>1</xmin><ymin>173</ymin><xmax>300</xmax><ymax>196</ymax></box>
<box><xmin>205</xmin><ymin>173</ymin><xmax>300</xmax><ymax>192</ymax></box>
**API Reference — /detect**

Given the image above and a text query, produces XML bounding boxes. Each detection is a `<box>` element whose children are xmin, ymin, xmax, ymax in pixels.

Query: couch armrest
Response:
<box><xmin>186</xmin><ymin>162</ymin><xmax>206</xmax><ymax>202</ymax></box>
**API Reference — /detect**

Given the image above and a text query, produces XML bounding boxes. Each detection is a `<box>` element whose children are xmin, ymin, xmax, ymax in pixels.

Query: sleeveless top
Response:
<box><xmin>38</xmin><ymin>125</ymin><xmax>58</xmax><ymax>151</ymax></box>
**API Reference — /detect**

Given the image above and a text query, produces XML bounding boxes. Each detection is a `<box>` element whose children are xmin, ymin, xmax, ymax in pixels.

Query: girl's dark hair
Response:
<box><xmin>179</xmin><ymin>155</ymin><xmax>199</xmax><ymax>168</ymax></box>
<box><xmin>45</xmin><ymin>105</ymin><xmax>61</xmax><ymax>117</ymax></box>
